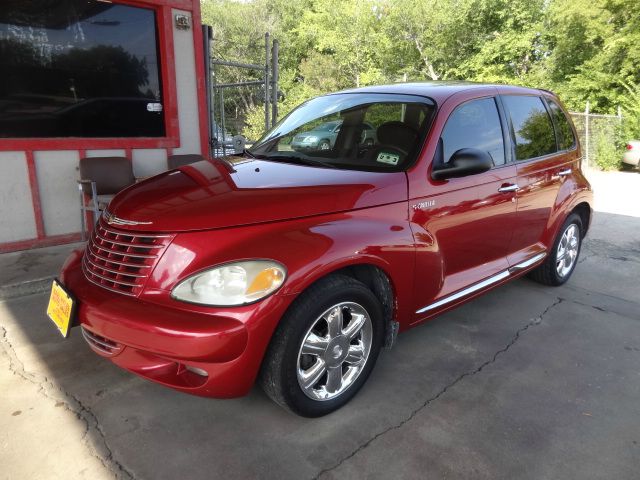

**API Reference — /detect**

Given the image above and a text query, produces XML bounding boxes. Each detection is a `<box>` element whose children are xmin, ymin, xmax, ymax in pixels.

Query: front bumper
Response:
<box><xmin>61</xmin><ymin>249</ymin><xmax>293</xmax><ymax>398</ymax></box>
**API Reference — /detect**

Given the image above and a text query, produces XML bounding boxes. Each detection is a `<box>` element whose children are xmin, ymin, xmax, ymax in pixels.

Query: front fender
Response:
<box><xmin>148</xmin><ymin>202</ymin><xmax>417</xmax><ymax>328</ymax></box>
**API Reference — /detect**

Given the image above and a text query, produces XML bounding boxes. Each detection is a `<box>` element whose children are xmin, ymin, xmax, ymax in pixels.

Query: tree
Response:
<box><xmin>200</xmin><ymin>0</ymin><xmax>640</xmax><ymax>138</ymax></box>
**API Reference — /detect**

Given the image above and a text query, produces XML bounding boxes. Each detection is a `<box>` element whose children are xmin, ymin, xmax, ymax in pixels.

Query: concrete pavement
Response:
<box><xmin>0</xmin><ymin>242</ymin><xmax>83</xmax><ymax>300</ymax></box>
<box><xmin>1</xmin><ymin>170</ymin><xmax>639</xmax><ymax>479</ymax></box>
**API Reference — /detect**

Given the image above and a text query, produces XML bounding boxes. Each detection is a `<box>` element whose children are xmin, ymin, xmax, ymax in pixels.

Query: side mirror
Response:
<box><xmin>431</xmin><ymin>148</ymin><xmax>493</xmax><ymax>180</ymax></box>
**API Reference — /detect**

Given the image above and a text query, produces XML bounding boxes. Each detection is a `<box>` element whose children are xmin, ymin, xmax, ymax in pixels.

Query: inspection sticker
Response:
<box><xmin>376</xmin><ymin>152</ymin><xmax>400</xmax><ymax>165</ymax></box>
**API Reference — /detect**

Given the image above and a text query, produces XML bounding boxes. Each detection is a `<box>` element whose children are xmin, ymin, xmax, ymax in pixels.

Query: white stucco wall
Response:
<box><xmin>84</xmin><ymin>150</ymin><xmax>126</xmax><ymax>158</ymax></box>
<box><xmin>0</xmin><ymin>152</ymin><xmax>37</xmax><ymax>243</ymax></box>
<box><xmin>132</xmin><ymin>149</ymin><xmax>168</xmax><ymax>178</ymax></box>
<box><xmin>171</xmin><ymin>9</ymin><xmax>202</xmax><ymax>156</ymax></box>
<box><xmin>34</xmin><ymin>151</ymin><xmax>81</xmax><ymax>236</ymax></box>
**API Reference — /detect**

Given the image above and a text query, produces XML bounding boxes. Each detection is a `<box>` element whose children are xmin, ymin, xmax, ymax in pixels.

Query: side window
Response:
<box><xmin>440</xmin><ymin>98</ymin><xmax>505</xmax><ymax>166</ymax></box>
<box><xmin>503</xmin><ymin>96</ymin><xmax>557</xmax><ymax>160</ymax></box>
<box><xmin>548</xmin><ymin>100</ymin><xmax>576</xmax><ymax>151</ymax></box>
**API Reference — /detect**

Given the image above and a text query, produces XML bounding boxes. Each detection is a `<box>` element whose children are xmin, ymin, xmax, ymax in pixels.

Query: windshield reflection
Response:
<box><xmin>250</xmin><ymin>93</ymin><xmax>435</xmax><ymax>172</ymax></box>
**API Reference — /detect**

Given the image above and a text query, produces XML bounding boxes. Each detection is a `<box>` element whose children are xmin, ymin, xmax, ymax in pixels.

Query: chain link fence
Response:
<box><xmin>569</xmin><ymin>106</ymin><xmax>622</xmax><ymax>170</ymax></box>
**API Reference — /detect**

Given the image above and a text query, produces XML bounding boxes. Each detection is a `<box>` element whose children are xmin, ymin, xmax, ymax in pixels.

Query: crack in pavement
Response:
<box><xmin>578</xmin><ymin>242</ymin><xmax>596</xmax><ymax>265</ymax></box>
<box><xmin>313</xmin><ymin>297</ymin><xmax>564</xmax><ymax>480</ymax></box>
<box><xmin>0</xmin><ymin>326</ymin><xmax>135</xmax><ymax>480</ymax></box>
<box><xmin>559</xmin><ymin>284</ymin><xmax>640</xmax><ymax>318</ymax></box>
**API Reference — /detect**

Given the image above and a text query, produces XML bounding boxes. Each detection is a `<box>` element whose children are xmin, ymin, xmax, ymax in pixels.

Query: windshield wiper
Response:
<box><xmin>255</xmin><ymin>154</ymin><xmax>339</xmax><ymax>169</ymax></box>
<box><xmin>242</xmin><ymin>148</ymin><xmax>256</xmax><ymax>158</ymax></box>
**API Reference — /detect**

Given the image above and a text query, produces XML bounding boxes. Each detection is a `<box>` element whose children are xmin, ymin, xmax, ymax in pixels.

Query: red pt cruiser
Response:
<box><xmin>53</xmin><ymin>83</ymin><xmax>592</xmax><ymax>416</ymax></box>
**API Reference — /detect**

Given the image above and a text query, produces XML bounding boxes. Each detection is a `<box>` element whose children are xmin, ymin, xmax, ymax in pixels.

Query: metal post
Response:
<box><xmin>203</xmin><ymin>25</ymin><xmax>213</xmax><ymax>159</ymax></box>
<box><xmin>585</xmin><ymin>101</ymin><xmax>590</xmax><ymax>168</ymax></box>
<box><xmin>79</xmin><ymin>184</ymin><xmax>86</xmax><ymax>242</ymax></box>
<box><xmin>271</xmin><ymin>39</ymin><xmax>279</xmax><ymax>126</ymax></box>
<box><xmin>210</xmin><ymin>59</ymin><xmax>264</xmax><ymax>70</ymax></box>
<box><xmin>213</xmin><ymin>80</ymin><xmax>266</xmax><ymax>89</ymax></box>
<box><xmin>210</xmin><ymin>29</ymin><xmax>219</xmax><ymax>156</ymax></box>
<box><xmin>264</xmin><ymin>32</ymin><xmax>270</xmax><ymax>131</ymax></box>
<box><xmin>220</xmin><ymin>87</ymin><xmax>226</xmax><ymax>157</ymax></box>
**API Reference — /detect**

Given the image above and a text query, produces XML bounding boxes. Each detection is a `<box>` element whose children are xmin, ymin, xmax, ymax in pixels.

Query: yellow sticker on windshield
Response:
<box><xmin>376</xmin><ymin>152</ymin><xmax>400</xmax><ymax>165</ymax></box>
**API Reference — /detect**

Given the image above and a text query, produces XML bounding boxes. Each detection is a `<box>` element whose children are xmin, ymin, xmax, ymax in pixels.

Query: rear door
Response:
<box><xmin>500</xmin><ymin>94</ymin><xmax>576</xmax><ymax>265</ymax></box>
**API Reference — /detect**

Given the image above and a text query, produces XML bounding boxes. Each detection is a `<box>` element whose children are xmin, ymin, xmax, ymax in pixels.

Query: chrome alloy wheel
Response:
<box><xmin>296</xmin><ymin>302</ymin><xmax>373</xmax><ymax>401</ymax></box>
<box><xmin>556</xmin><ymin>223</ymin><xmax>580</xmax><ymax>278</ymax></box>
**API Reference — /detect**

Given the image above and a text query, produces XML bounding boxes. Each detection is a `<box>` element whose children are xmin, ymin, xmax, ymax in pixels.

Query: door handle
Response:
<box><xmin>498</xmin><ymin>183</ymin><xmax>519</xmax><ymax>193</ymax></box>
<box><xmin>558</xmin><ymin>168</ymin><xmax>572</xmax><ymax>176</ymax></box>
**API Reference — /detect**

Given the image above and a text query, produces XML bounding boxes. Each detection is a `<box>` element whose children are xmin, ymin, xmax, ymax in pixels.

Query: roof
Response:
<box><xmin>335</xmin><ymin>81</ymin><xmax>546</xmax><ymax>103</ymax></box>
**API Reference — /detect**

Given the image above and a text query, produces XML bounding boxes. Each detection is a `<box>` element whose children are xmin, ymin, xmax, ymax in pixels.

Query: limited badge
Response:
<box><xmin>376</xmin><ymin>152</ymin><xmax>400</xmax><ymax>165</ymax></box>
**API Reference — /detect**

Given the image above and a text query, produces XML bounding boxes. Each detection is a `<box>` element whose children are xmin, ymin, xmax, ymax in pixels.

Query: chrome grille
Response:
<box><xmin>82</xmin><ymin>219</ymin><xmax>173</xmax><ymax>296</ymax></box>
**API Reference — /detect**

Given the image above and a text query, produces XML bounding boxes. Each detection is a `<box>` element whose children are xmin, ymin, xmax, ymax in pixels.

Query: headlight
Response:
<box><xmin>171</xmin><ymin>260</ymin><xmax>286</xmax><ymax>306</ymax></box>
<box><xmin>304</xmin><ymin>136</ymin><xmax>318</xmax><ymax>143</ymax></box>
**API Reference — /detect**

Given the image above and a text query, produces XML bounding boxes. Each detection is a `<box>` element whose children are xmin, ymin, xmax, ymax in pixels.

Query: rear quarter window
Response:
<box><xmin>503</xmin><ymin>96</ymin><xmax>557</xmax><ymax>161</ymax></box>
<box><xmin>548</xmin><ymin>100</ymin><xmax>576</xmax><ymax>151</ymax></box>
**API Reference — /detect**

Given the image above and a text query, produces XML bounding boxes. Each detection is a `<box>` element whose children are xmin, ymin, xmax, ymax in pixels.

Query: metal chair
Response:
<box><xmin>78</xmin><ymin>156</ymin><xmax>135</xmax><ymax>240</ymax></box>
<box><xmin>167</xmin><ymin>154</ymin><xmax>205</xmax><ymax>169</ymax></box>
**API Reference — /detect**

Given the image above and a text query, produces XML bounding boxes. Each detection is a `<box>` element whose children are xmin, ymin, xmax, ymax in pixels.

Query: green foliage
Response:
<box><xmin>243</xmin><ymin>105</ymin><xmax>268</xmax><ymax>143</ymax></box>
<box><xmin>619</xmin><ymin>81</ymin><xmax>640</xmax><ymax>141</ymax></box>
<box><xmin>595</xmin><ymin>130</ymin><xmax>621</xmax><ymax>170</ymax></box>
<box><xmin>201</xmin><ymin>0</ymin><xmax>640</xmax><ymax>163</ymax></box>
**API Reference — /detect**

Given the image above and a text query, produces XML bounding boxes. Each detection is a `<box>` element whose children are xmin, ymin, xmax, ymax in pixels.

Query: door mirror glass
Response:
<box><xmin>432</xmin><ymin>148</ymin><xmax>493</xmax><ymax>180</ymax></box>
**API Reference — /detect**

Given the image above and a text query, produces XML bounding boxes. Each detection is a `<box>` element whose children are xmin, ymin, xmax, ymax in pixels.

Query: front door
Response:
<box><xmin>411</xmin><ymin>97</ymin><xmax>517</xmax><ymax>319</ymax></box>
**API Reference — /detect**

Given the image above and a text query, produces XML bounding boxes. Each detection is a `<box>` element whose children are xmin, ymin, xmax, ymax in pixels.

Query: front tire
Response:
<box><xmin>318</xmin><ymin>139</ymin><xmax>331</xmax><ymax>150</ymax></box>
<box><xmin>259</xmin><ymin>275</ymin><xmax>384</xmax><ymax>417</ymax></box>
<box><xmin>529</xmin><ymin>213</ymin><xmax>583</xmax><ymax>286</ymax></box>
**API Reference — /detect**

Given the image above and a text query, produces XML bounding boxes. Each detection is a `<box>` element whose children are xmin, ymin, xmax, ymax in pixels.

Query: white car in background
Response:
<box><xmin>623</xmin><ymin>140</ymin><xmax>640</xmax><ymax>169</ymax></box>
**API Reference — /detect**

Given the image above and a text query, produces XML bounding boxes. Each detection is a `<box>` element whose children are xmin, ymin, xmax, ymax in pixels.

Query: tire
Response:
<box><xmin>259</xmin><ymin>275</ymin><xmax>384</xmax><ymax>417</ymax></box>
<box><xmin>318</xmin><ymin>139</ymin><xmax>331</xmax><ymax>150</ymax></box>
<box><xmin>529</xmin><ymin>213</ymin><xmax>583</xmax><ymax>286</ymax></box>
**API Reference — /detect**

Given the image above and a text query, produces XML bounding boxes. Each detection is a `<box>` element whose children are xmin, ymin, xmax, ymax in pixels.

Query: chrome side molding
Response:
<box><xmin>508</xmin><ymin>252</ymin><xmax>547</xmax><ymax>273</ymax></box>
<box><xmin>497</xmin><ymin>183</ymin><xmax>519</xmax><ymax>193</ymax></box>
<box><xmin>415</xmin><ymin>252</ymin><xmax>547</xmax><ymax>315</ymax></box>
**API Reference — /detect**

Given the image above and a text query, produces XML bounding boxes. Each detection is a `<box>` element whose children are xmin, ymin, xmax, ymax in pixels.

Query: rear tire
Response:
<box><xmin>529</xmin><ymin>213</ymin><xmax>583</xmax><ymax>286</ymax></box>
<box><xmin>259</xmin><ymin>275</ymin><xmax>384</xmax><ymax>417</ymax></box>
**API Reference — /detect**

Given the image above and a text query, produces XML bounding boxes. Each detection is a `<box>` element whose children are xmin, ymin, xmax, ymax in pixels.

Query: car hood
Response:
<box><xmin>106</xmin><ymin>157</ymin><xmax>407</xmax><ymax>232</ymax></box>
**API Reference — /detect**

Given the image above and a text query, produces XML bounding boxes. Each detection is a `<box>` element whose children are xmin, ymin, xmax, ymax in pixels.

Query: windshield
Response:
<box><xmin>249</xmin><ymin>93</ymin><xmax>435</xmax><ymax>171</ymax></box>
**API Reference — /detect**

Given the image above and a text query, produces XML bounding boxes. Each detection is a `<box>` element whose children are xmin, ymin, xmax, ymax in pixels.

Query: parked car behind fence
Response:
<box><xmin>623</xmin><ymin>140</ymin><xmax>640</xmax><ymax>169</ymax></box>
